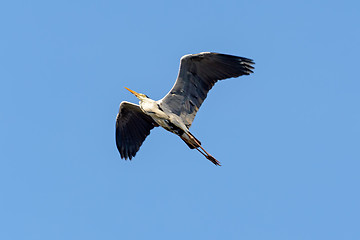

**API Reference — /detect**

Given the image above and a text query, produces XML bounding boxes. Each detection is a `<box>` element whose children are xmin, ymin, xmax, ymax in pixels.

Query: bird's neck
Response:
<box><xmin>139</xmin><ymin>97</ymin><xmax>155</xmax><ymax>106</ymax></box>
<box><xmin>139</xmin><ymin>98</ymin><xmax>169</xmax><ymax>120</ymax></box>
<box><xmin>139</xmin><ymin>98</ymin><xmax>156</xmax><ymax>112</ymax></box>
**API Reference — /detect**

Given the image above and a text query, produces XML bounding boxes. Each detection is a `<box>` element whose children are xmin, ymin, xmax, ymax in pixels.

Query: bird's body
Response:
<box><xmin>139</xmin><ymin>98</ymin><xmax>185</xmax><ymax>134</ymax></box>
<box><xmin>116</xmin><ymin>52</ymin><xmax>255</xmax><ymax>165</ymax></box>
<box><xmin>128</xmin><ymin>91</ymin><xmax>202</xmax><ymax>156</ymax></box>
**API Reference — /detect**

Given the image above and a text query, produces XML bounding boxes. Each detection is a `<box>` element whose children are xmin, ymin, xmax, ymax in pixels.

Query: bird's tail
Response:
<box><xmin>180</xmin><ymin>132</ymin><xmax>221</xmax><ymax>166</ymax></box>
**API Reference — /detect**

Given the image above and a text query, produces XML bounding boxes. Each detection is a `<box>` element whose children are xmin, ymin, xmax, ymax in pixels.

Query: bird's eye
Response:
<box><xmin>145</xmin><ymin>95</ymin><xmax>150</xmax><ymax>98</ymax></box>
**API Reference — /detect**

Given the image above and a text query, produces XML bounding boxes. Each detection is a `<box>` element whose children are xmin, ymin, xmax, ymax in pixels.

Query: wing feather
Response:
<box><xmin>159</xmin><ymin>52</ymin><xmax>254</xmax><ymax>128</ymax></box>
<box><xmin>115</xmin><ymin>101</ymin><xmax>158</xmax><ymax>160</ymax></box>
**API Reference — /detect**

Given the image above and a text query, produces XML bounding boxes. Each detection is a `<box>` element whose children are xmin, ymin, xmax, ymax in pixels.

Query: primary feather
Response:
<box><xmin>159</xmin><ymin>52</ymin><xmax>254</xmax><ymax>128</ymax></box>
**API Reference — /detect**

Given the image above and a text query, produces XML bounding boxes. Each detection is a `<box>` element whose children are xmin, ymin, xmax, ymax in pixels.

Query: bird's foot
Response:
<box><xmin>206</xmin><ymin>155</ymin><xmax>221</xmax><ymax>166</ymax></box>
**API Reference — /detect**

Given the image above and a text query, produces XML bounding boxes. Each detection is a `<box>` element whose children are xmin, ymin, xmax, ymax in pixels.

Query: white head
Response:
<box><xmin>124</xmin><ymin>87</ymin><xmax>149</xmax><ymax>102</ymax></box>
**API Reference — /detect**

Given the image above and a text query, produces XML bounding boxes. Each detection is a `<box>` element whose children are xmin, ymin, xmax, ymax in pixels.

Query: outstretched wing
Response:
<box><xmin>115</xmin><ymin>101</ymin><xmax>158</xmax><ymax>160</ymax></box>
<box><xmin>158</xmin><ymin>52</ymin><xmax>254</xmax><ymax>128</ymax></box>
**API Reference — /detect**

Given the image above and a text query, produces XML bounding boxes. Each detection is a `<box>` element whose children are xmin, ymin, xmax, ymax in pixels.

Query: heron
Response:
<box><xmin>115</xmin><ymin>52</ymin><xmax>254</xmax><ymax>165</ymax></box>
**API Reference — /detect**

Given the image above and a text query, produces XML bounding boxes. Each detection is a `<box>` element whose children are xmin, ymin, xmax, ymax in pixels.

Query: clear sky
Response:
<box><xmin>1</xmin><ymin>1</ymin><xmax>359</xmax><ymax>239</ymax></box>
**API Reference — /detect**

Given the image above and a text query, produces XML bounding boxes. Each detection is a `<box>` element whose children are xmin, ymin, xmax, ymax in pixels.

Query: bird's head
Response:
<box><xmin>124</xmin><ymin>87</ymin><xmax>149</xmax><ymax>101</ymax></box>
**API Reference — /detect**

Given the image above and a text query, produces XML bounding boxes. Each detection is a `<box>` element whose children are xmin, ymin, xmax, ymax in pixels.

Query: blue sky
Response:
<box><xmin>1</xmin><ymin>0</ymin><xmax>359</xmax><ymax>239</ymax></box>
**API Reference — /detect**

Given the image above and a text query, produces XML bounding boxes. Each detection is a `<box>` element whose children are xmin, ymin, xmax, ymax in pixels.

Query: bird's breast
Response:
<box><xmin>140</xmin><ymin>100</ymin><xmax>188</xmax><ymax>135</ymax></box>
<box><xmin>140</xmin><ymin>101</ymin><xmax>169</xmax><ymax>120</ymax></box>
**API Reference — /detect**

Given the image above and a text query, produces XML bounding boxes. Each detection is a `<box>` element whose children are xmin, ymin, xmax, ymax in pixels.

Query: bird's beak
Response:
<box><xmin>124</xmin><ymin>87</ymin><xmax>140</xmax><ymax>98</ymax></box>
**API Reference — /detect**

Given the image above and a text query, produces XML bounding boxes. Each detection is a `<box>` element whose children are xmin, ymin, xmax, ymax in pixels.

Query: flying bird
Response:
<box><xmin>115</xmin><ymin>52</ymin><xmax>254</xmax><ymax>165</ymax></box>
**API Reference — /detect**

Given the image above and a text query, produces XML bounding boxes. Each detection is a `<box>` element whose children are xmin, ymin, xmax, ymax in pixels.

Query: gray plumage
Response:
<box><xmin>159</xmin><ymin>52</ymin><xmax>254</xmax><ymax>128</ymax></box>
<box><xmin>115</xmin><ymin>52</ymin><xmax>254</xmax><ymax>164</ymax></box>
<box><xmin>115</xmin><ymin>102</ymin><xmax>157</xmax><ymax>160</ymax></box>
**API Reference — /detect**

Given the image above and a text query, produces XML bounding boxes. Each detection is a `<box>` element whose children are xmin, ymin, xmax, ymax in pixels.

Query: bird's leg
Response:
<box><xmin>194</xmin><ymin>147</ymin><xmax>221</xmax><ymax>166</ymax></box>
<box><xmin>187</xmin><ymin>133</ymin><xmax>221</xmax><ymax>166</ymax></box>
<box><xmin>195</xmin><ymin>147</ymin><xmax>208</xmax><ymax>158</ymax></box>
